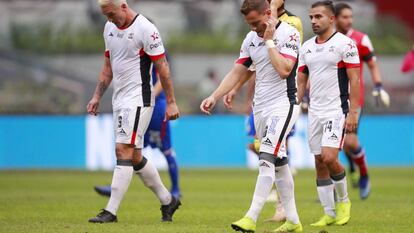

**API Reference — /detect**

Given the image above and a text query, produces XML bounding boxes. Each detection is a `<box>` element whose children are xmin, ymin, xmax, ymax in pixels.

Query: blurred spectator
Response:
<box><xmin>401</xmin><ymin>45</ymin><xmax>414</xmax><ymax>73</ymax></box>
<box><xmin>198</xmin><ymin>68</ymin><xmax>220</xmax><ymax>98</ymax></box>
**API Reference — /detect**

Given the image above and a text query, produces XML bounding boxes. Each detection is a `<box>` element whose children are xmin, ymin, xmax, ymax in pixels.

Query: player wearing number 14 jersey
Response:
<box><xmin>297</xmin><ymin>1</ymin><xmax>360</xmax><ymax>227</ymax></box>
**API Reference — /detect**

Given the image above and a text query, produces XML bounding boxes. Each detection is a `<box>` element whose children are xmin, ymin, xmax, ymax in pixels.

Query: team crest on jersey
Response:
<box><xmin>128</xmin><ymin>32</ymin><xmax>134</xmax><ymax>39</ymax></box>
<box><xmin>347</xmin><ymin>42</ymin><xmax>356</xmax><ymax>49</ymax></box>
<box><xmin>329</xmin><ymin>46</ymin><xmax>335</xmax><ymax>52</ymax></box>
<box><xmin>289</xmin><ymin>33</ymin><xmax>299</xmax><ymax>42</ymax></box>
<box><xmin>151</xmin><ymin>32</ymin><xmax>159</xmax><ymax>41</ymax></box>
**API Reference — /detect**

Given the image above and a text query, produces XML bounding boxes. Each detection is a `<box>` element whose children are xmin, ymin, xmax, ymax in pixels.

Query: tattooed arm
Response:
<box><xmin>87</xmin><ymin>57</ymin><xmax>113</xmax><ymax>115</ymax></box>
<box><xmin>153</xmin><ymin>56</ymin><xmax>180</xmax><ymax>120</ymax></box>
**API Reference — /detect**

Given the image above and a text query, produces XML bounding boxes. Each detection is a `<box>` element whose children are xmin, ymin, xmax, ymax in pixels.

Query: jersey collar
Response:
<box><xmin>315</xmin><ymin>31</ymin><xmax>337</xmax><ymax>44</ymax></box>
<box><xmin>117</xmin><ymin>14</ymin><xmax>139</xmax><ymax>30</ymax></box>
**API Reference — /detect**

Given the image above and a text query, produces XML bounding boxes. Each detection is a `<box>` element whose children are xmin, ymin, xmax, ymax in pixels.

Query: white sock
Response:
<box><xmin>134</xmin><ymin>157</ymin><xmax>171</xmax><ymax>205</ymax></box>
<box><xmin>331</xmin><ymin>172</ymin><xmax>349</xmax><ymax>203</ymax></box>
<box><xmin>245</xmin><ymin>160</ymin><xmax>275</xmax><ymax>222</ymax></box>
<box><xmin>105</xmin><ymin>163</ymin><xmax>134</xmax><ymax>215</ymax></box>
<box><xmin>274</xmin><ymin>164</ymin><xmax>300</xmax><ymax>224</ymax></box>
<box><xmin>316</xmin><ymin>179</ymin><xmax>336</xmax><ymax>218</ymax></box>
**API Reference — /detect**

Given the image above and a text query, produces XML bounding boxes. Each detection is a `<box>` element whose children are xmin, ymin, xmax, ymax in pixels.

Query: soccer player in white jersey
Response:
<box><xmin>87</xmin><ymin>0</ymin><xmax>181</xmax><ymax>223</ymax></box>
<box><xmin>296</xmin><ymin>0</ymin><xmax>360</xmax><ymax>227</ymax></box>
<box><xmin>200</xmin><ymin>0</ymin><xmax>302</xmax><ymax>232</ymax></box>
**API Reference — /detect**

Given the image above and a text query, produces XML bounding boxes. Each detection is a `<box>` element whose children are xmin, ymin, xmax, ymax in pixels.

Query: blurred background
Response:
<box><xmin>0</xmin><ymin>0</ymin><xmax>413</xmax><ymax>170</ymax></box>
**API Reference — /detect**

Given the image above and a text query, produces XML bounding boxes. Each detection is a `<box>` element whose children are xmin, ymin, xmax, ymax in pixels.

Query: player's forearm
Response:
<box><xmin>158</xmin><ymin>72</ymin><xmax>176</xmax><ymax>104</ymax></box>
<box><xmin>212</xmin><ymin>71</ymin><xmax>241</xmax><ymax>100</ymax></box>
<box><xmin>93</xmin><ymin>71</ymin><xmax>112</xmax><ymax>100</ymax></box>
<box><xmin>348</xmin><ymin>69</ymin><xmax>360</xmax><ymax>113</ymax></box>
<box><xmin>367</xmin><ymin>60</ymin><xmax>382</xmax><ymax>85</ymax></box>
<box><xmin>246</xmin><ymin>73</ymin><xmax>255</xmax><ymax>101</ymax></box>
<box><xmin>267</xmin><ymin>48</ymin><xmax>293</xmax><ymax>79</ymax></box>
<box><xmin>154</xmin><ymin>58</ymin><xmax>176</xmax><ymax>104</ymax></box>
<box><xmin>296</xmin><ymin>73</ymin><xmax>308</xmax><ymax>104</ymax></box>
<box><xmin>153</xmin><ymin>79</ymin><xmax>163</xmax><ymax>98</ymax></box>
<box><xmin>233</xmin><ymin>71</ymin><xmax>253</xmax><ymax>93</ymax></box>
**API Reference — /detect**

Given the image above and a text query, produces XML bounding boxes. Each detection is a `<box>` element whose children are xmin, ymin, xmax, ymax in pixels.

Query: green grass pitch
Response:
<box><xmin>0</xmin><ymin>168</ymin><xmax>413</xmax><ymax>233</ymax></box>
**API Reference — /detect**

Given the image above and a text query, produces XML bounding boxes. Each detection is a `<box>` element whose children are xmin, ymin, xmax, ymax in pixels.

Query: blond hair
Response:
<box><xmin>98</xmin><ymin>0</ymin><xmax>126</xmax><ymax>7</ymax></box>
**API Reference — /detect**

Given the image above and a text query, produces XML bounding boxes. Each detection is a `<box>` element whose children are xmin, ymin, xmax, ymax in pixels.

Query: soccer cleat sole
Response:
<box><xmin>231</xmin><ymin>224</ymin><xmax>255</xmax><ymax>233</ymax></box>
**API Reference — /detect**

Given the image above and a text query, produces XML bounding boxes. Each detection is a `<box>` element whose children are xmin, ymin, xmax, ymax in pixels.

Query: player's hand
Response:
<box><xmin>223</xmin><ymin>90</ymin><xmax>237</xmax><ymax>110</ymax></box>
<box><xmin>165</xmin><ymin>102</ymin><xmax>180</xmax><ymax>121</ymax></box>
<box><xmin>200</xmin><ymin>96</ymin><xmax>217</xmax><ymax>115</ymax></box>
<box><xmin>263</xmin><ymin>16</ymin><xmax>277</xmax><ymax>41</ymax></box>
<box><xmin>345</xmin><ymin>111</ymin><xmax>358</xmax><ymax>133</ymax></box>
<box><xmin>269</xmin><ymin>0</ymin><xmax>284</xmax><ymax>14</ymax></box>
<box><xmin>372</xmin><ymin>83</ymin><xmax>390</xmax><ymax>108</ymax></box>
<box><xmin>87</xmin><ymin>97</ymin><xmax>100</xmax><ymax>116</ymax></box>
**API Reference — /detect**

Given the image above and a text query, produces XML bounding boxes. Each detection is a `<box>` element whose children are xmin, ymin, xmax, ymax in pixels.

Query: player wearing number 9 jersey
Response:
<box><xmin>200</xmin><ymin>0</ymin><xmax>303</xmax><ymax>232</ymax></box>
<box><xmin>87</xmin><ymin>0</ymin><xmax>180</xmax><ymax>224</ymax></box>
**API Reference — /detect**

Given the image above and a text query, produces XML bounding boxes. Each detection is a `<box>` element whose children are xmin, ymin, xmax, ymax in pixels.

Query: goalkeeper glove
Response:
<box><xmin>372</xmin><ymin>83</ymin><xmax>390</xmax><ymax>107</ymax></box>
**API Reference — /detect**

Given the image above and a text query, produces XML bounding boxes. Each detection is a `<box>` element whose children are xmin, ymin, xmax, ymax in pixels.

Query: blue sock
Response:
<box><xmin>164</xmin><ymin>151</ymin><xmax>180</xmax><ymax>193</ymax></box>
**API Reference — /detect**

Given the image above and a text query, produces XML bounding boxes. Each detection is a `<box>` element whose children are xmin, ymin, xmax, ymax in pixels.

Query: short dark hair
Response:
<box><xmin>241</xmin><ymin>0</ymin><xmax>269</xmax><ymax>15</ymax></box>
<box><xmin>311</xmin><ymin>0</ymin><xmax>335</xmax><ymax>15</ymax></box>
<box><xmin>335</xmin><ymin>2</ymin><xmax>352</xmax><ymax>17</ymax></box>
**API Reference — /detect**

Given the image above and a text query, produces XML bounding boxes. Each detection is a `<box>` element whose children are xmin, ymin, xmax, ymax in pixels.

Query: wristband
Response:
<box><xmin>374</xmin><ymin>82</ymin><xmax>383</xmax><ymax>88</ymax></box>
<box><xmin>265</xmin><ymin>40</ymin><xmax>276</xmax><ymax>49</ymax></box>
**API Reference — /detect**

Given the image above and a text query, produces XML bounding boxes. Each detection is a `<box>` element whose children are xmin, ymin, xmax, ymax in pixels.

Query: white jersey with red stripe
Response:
<box><xmin>298</xmin><ymin>32</ymin><xmax>360</xmax><ymax>116</ymax></box>
<box><xmin>103</xmin><ymin>14</ymin><xmax>165</xmax><ymax>110</ymax></box>
<box><xmin>236</xmin><ymin>21</ymin><xmax>300</xmax><ymax>113</ymax></box>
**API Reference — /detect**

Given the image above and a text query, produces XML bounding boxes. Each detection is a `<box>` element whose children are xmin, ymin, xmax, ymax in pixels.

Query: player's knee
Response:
<box><xmin>344</xmin><ymin>134</ymin><xmax>358</xmax><ymax>149</ymax></box>
<box><xmin>321</xmin><ymin>154</ymin><xmax>337</xmax><ymax>166</ymax></box>
<box><xmin>115</xmin><ymin>144</ymin><xmax>134</xmax><ymax>159</ymax></box>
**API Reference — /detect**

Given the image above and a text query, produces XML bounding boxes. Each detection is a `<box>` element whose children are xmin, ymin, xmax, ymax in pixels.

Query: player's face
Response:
<box><xmin>101</xmin><ymin>3</ymin><xmax>128</xmax><ymax>28</ymax></box>
<box><xmin>309</xmin><ymin>6</ymin><xmax>335</xmax><ymax>35</ymax></box>
<box><xmin>244</xmin><ymin>9</ymin><xmax>271</xmax><ymax>37</ymax></box>
<box><xmin>336</xmin><ymin>8</ymin><xmax>353</xmax><ymax>33</ymax></box>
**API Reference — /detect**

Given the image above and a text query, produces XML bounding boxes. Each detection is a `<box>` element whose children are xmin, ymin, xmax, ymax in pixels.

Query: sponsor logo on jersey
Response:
<box><xmin>284</xmin><ymin>43</ymin><xmax>298</xmax><ymax>52</ymax></box>
<box><xmin>150</xmin><ymin>41</ymin><xmax>163</xmax><ymax>50</ymax></box>
<box><xmin>109</xmin><ymin>32</ymin><xmax>114</xmax><ymax>37</ymax></box>
<box><xmin>306</xmin><ymin>49</ymin><xmax>312</xmax><ymax>54</ymax></box>
<box><xmin>316</xmin><ymin>47</ymin><xmax>324</xmax><ymax>53</ymax></box>
<box><xmin>117</xmin><ymin>33</ymin><xmax>124</xmax><ymax>38</ymax></box>
<box><xmin>151</xmin><ymin>32</ymin><xmax>159</xmax><ymax>41</ymax></box>
<box><xmin>249</xmin><ymin>42</ymin><xmax>255</xmax><ymax>47</ymax></box>
<box><xmin>346</xmin><ymin>51</ymin><xmax>358</xmax><ymax>58</ymax></box>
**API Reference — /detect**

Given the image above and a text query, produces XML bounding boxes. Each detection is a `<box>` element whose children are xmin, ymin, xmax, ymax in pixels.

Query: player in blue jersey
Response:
<box><xmin>94</xmin><ymin>57</ymin><xmax>181</xmax><ymax>198</ymax></box>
